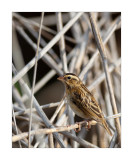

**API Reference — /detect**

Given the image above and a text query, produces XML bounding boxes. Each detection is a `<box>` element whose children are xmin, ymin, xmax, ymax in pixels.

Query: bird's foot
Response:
<box><xmin>85</xmin><ymin>120</ymin><xmax>97</xmax><ymax>130</ymax></box>
<box><xmin>85</xmin><ymin>120</ymin><xmax>91</xmax><ymax>130</ymax></box>
<box><xmin>74</xmin><ymin>122</ymin><xmax>81</xmax><ymax>132</ymax></box>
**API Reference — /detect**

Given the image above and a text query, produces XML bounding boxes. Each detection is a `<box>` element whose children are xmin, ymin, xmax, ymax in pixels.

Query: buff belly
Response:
<box><xmin>67</xmin><ymin>97</ymin><xmax>89</xmax><ymax>119</ymax></box>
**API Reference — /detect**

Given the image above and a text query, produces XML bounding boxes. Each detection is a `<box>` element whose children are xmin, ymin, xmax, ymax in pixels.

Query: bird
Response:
<box><xmin>57</xmin><ymin>73</ymin><xmax>112</xmax><ymax>136</ymax></box>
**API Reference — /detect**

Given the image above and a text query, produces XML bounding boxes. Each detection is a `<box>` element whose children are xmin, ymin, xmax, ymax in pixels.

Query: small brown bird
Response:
<box><xmin>58</xmin><ymin>73</ymin><xmax>112</xmax><ymax>136</ymax></box>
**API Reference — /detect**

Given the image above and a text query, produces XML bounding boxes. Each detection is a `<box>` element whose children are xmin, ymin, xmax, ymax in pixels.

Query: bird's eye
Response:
<box><xmin>67</xmin><ymin>76</ymin><xmax>71</xmax><ymax>79</ymax></box>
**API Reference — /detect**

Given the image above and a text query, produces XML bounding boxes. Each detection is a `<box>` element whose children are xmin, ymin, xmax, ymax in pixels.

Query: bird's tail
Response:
<box><xmin>102</xmin><ymin>119</ymin><xmax>112</xmax><ymax>136</ymax></box>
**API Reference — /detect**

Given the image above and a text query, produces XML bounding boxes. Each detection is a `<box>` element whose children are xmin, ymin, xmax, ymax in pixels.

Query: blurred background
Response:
<box><xmin>12</xmin><ymin>12</ymin><xmax>121</xmax><ymax>148</ymax></box>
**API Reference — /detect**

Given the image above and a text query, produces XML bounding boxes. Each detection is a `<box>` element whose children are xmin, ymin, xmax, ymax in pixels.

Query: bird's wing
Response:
<box><xmin>80</xmin><ymin>84</ymin><xmax>104</xmax><ymax>120</ymax></box>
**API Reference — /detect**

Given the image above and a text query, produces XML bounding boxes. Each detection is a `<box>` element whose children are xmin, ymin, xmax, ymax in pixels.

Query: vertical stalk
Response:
<box><xmin>88</xmin><ymin>12</ymin><xmax>121</xmax><ymax>146</ymax></box>
<box><xmin>28</xmin><ymin>12</ymin><xmax>44</xmax><ymax>148</ymax></box>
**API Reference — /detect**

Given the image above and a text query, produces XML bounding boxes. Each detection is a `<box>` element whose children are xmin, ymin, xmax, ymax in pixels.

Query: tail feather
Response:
<box><xmin>102</xmin><ymin>120</ymin><xmax>112</xmax><ymax>136</ymax></box>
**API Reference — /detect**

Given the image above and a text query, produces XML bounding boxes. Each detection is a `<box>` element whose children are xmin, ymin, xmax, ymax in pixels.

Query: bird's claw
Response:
<box><xmin>85</xmin><ymin>121</ymin><xmax>91</xmax><ymax>130</ymax></box>
<box><xmin>74</xmin><ymin>122</ymin><xmax>81</xmax><ymax>132</ymax></box>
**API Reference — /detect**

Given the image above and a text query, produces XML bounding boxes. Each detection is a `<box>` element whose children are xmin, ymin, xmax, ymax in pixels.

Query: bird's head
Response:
<box><xmin>57</xmin><ymin>73</ymin><xmax>81</xmax><ymax>87</ymax></box>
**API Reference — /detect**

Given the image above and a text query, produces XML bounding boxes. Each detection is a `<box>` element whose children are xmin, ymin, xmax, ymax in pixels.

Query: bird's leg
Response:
<box><xmin>74</xmin><ymin>120</ymin><xmax>97</xmax><ymax>132</ymax></box>
<box><xmin>74</xmin><ymin>120</ymin><xmax>90</xmax><ymax>132</ymax></box>
<box><xmin>85</xmin><ymin>120</ymin><xmax>97</xmax><ymax>130</ymax></box>
<box><xmin>85</xmin><ymin>120</ymin><xmax>91</xmax><ymax>130</ymax></box>
<box><xmin>74</xmin><ymin>122</ymin><xmax>81</xmax><ymax>132</ymax></box>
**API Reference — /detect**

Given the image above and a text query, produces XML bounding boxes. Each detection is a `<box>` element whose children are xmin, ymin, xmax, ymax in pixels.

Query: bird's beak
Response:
<box><xmin>57</xmin><ymin>76</ymin><xmax>64</xmax><ymax>81</ymax></box>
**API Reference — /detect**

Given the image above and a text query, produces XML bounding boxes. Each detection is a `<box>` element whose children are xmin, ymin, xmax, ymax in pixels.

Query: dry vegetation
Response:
<box><xmin>12</xmin><ymin>12</ymin><xmax>121</xmax><ymax>148</ymax></box>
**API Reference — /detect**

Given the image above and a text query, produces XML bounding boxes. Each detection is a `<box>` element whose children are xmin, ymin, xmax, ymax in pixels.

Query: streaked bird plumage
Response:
<box><xmin>58</xmin><ymin>73</ymin><xmax>112</xmax><ymax>136</ymax></box>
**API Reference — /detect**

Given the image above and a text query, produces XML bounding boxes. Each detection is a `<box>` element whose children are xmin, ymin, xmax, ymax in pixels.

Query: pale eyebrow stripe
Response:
<box><xmin>68</xmin><ymin>75</ymin><xmax>79</xmax><ymax>81</ymax></box>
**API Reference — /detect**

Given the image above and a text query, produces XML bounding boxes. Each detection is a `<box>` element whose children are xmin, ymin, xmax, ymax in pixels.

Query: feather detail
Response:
<box><xmin>102</xmin><ymin>119</ymin><xmax>112</xmax><ymax>136</ymax></box>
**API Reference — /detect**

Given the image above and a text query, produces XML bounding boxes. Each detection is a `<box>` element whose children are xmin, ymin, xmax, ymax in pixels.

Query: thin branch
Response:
<box><xmin>12</xmin><ymin>122</ymin><xmax>30</xmax><ymax>148</ymax></box>
<box><xmin>18</xmin><ymin>35</ymin><xmax>84</xmax><ymax>104</ymax></box>
<box><xmin>13</xmin><ymin>12</ymin><xmax>77</xmax><ymax>44</ymax></box>
<box><xmin>79</xmin><ymin>15</ymin><xmax>121</xmax><ymax>80</ymax></box>
<box><xmin>61</xmin><ymin>131</ymin><xmax>98</xmax><ymax>148</ymax></box>
<box><xmin>12</xmin><ymin>105</ymin><xmax>22</xmax><ymax>148</ymax></box>
<box><xmin>56</xmin><ymin>12</ymin><xmax>68</xmax><ymax>73</ymax></box>
<box><xmin>88</xmin><ymin>58</ymin><xmax>121</xmax><ymax>91</ymax></box>
<box><xmin>67</xmin><ymin>103</ymin><xmax>77</xmax><ymax>148</ymax></box>
<box><xmin>50</xmin><ymin>99</ymin><xmax>65</xmax><ymax>123</ymax></box>
<box><xmin>69</xmin><ymin>12</ymin><xmax>82</xmax><ymax>42</ymax></box>
<box><xmin>30</xmin><ymin>13</ymin><xmax>70</xmax><ymax>26</ymax></box>
<box><xmin>12</xmin><ymin>113</ymin><xmax>121</xmax><ymax>143</ymax></box>
<box><xmin>48</xmin><ymin>133</ymin><xmax>54</xmax><ymax>148</ymax></box>
<box><xmin>28</xmin><ymin>12</ymin><xmax>44</xmax><ymax>148</ymax></box>
<box><xmin>27</xmin><ymin>28</ymin><xmax>60</xmax><ymax>63</ymax></box>
<box><xmin>12</xmin><ymin>64</ymin><xmax>66</xmax><ymax>148</ymax></box>
<box><xmin>74</xmin><ymin>29</ymin><xmax>89</xmax><ymax>74</ymax></box>
<box><xmin>12</xmin><ymin>86</ymin><xmax>26</xmax><ymax>110</ymax></box>
<box><xmin>12</xmin><ymin>25</ymin><xmax>30</xmax><ymax>87</ymax></box>
<box><xmin>12</xmin><ymin>12</ymin><xmax>83</xmax><ymax>85</ymax></box>
<box><xmin>12</xmin><ymin>121</ymin><xmax>91</xmax><ymax>143</ymax></box>
<box><xmin>55</xmin><ymin>108</ymin><xmax>68</xmax><ymax>126</ymax></box>
<box><xmin>14</xmin><ymin>102</ymin><xmax>60</xmax><ymax>116</ymax></box>
<box><xmin>109</xmin><ymin>130</ymin><xmax>118</xmax><ymax>148</ymax></box>
<box><xmin>14</xmin><ymin>24</ymin><xmax>63</xmax><ymax>76</ymax></box>
<box><xmin>88</xmin><ymin>12</ymin><xmax>121</xmax><ymax>145</ymax></box>
<box><xmin>106</xmin><ymin>113</ymin><xmax>121</xmax><ymax>120</ymax></box>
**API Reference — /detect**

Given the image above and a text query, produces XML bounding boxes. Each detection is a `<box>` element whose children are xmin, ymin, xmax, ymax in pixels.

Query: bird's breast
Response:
<box><xmin>66</xmin><ymin>95</ymin><xmax>89</xmax><ymax>119</ymax></box>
